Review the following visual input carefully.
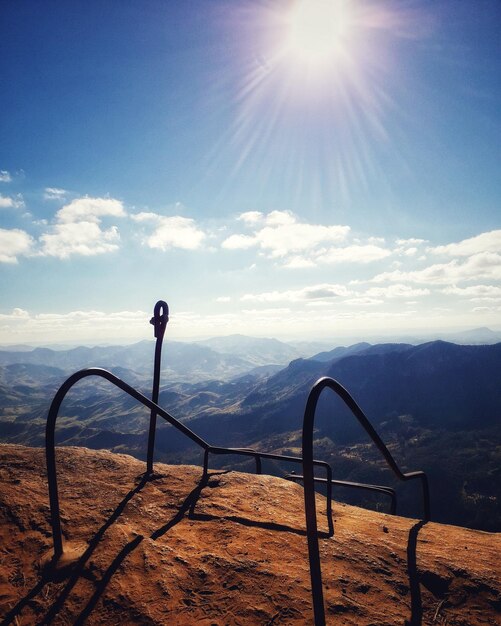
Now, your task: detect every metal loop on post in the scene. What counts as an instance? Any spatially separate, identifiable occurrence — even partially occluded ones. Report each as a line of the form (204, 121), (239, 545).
(150, 300), (169, 339)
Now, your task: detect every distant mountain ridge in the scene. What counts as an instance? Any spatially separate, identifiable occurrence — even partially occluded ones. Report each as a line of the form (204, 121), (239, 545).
(0, 337), (304, 383)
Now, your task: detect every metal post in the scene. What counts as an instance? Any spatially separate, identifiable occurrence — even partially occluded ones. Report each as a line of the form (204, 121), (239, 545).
(146, 300), (169, 475)
(302, 384), (326, 626)
(301, 376), (430, 624)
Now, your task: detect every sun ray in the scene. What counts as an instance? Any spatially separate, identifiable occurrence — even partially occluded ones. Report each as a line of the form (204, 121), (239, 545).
(196, 1), (430, 209)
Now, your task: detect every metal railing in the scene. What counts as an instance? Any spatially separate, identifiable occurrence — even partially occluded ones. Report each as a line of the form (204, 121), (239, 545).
(286, 474), (396, 515)
(44, 299), (430, 625)
(301, 376), (430, 625)
(45, 368), (339, 557)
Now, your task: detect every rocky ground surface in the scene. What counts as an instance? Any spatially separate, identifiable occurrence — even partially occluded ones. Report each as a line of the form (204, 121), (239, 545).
(0, 444), (499, 625)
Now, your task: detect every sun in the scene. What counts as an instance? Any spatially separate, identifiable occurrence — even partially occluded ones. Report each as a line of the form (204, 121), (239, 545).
(285, 0), (350, 68)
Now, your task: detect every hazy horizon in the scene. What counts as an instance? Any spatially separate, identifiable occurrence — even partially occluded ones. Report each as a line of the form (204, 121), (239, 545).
(0, 322), (499, 351)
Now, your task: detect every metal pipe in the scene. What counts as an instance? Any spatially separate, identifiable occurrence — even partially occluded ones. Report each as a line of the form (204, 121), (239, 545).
(146, 300), (169, 474)
(301, 376), (430, 625)
(46, 367), (209, 558)
(286, 475), (397, 515)
(302, 384), (325, 626)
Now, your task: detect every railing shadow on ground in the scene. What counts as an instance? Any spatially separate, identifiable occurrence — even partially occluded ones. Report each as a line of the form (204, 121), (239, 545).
(1, 482), (429, 626)
(1, 472), (151, 626)
(40, 300), (430, 626)
(405, 520), (428, 626)
(3, 470), (214, 625)
(2, 468), (320, 625)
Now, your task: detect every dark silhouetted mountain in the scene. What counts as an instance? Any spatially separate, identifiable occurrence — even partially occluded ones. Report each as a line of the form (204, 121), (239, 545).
(310, 342), (371, 362)
(195, 341), (501, 446)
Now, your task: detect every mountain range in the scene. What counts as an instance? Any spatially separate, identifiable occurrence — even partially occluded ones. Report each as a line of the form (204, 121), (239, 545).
(0, 336), (499, 532)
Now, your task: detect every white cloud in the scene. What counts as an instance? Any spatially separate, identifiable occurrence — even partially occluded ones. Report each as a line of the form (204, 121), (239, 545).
(222, 210), (350, 261)
(37, 196), (126, 259)
(403, 247), (418, 257)
(0, 170), (12, 183)
(223, 211), (393, 268)
(0, 308), (30, 320)
(39, 222), (120, 259)
(238, 211), (263, 224)
(345, 297), (384, 306)
(443, 284), (501, 301)
(316, 244), (391, 265)
(0, 193), (24, 209)
(221, 234), (256, 250)
(0, 195), (14, 208)
(394, 238), (426, 258)
(131, 212), (206, 250)
(283, 246), (393, 268)
(0, 228), (34, 263)
(215, 296), (231, 303)
(371, 252), (501, 285)
(472, 305), (501, 314)
(241, 307), (292, 317)
(0, 308), (151, 343)
(258, 221), (349, 259)
(241, 283), (352, 303)
(56, 196), (125, 223)
(44, 187), (67, 200)
(264, 210), (296, 226)
(366, 284), (430, 298)
(395, 238), (426, 246)
(305, 300), (335, 308)
(429, 230), (501, 256)
(282, 256), (316, 269)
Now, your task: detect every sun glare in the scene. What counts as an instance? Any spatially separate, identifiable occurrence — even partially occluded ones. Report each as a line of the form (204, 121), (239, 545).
(286, 0), (350, 67)
(220, 0), (411, 202)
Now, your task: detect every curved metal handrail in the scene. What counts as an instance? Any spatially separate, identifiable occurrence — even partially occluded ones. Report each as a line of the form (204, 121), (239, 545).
(45, 367), (209, 558)
(204, 445), (335, 536)
(302, 376), (430, 626)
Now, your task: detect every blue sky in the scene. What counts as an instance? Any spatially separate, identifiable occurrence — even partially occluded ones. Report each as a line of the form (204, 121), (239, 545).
(1, 0), (500, 344)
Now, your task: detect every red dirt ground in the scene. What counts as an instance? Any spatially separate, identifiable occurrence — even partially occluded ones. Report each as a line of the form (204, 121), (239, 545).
(0, 444), (499, 625)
